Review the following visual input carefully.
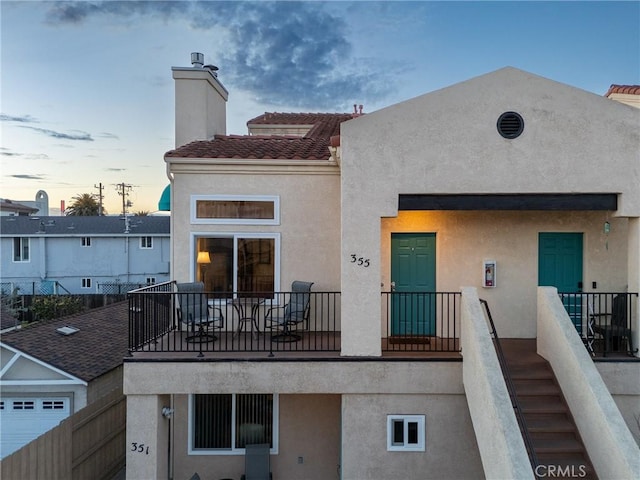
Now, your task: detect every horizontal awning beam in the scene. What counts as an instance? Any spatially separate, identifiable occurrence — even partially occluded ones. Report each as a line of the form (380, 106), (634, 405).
(398, 194), (618, 211)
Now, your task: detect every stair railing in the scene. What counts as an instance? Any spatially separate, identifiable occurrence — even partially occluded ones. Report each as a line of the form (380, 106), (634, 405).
(480, 299), (540, 477)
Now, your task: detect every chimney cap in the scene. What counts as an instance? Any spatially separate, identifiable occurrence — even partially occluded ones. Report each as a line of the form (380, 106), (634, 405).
(191, 52), (204, 68)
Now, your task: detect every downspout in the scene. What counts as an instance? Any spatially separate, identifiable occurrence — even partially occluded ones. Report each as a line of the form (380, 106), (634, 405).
(165, 158), (175, 283)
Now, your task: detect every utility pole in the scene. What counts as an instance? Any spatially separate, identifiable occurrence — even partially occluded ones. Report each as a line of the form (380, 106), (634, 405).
(94, 182), (104, 215)
(114, 182), (133, 217)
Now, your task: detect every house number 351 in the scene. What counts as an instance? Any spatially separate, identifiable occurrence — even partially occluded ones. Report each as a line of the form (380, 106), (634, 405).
(131, 443), (150, 455)
(350, 254), (370, 267)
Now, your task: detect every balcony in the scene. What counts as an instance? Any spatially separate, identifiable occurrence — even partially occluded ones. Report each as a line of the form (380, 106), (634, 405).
(127, 283), (462, 359)
(558, 292), (638, 358)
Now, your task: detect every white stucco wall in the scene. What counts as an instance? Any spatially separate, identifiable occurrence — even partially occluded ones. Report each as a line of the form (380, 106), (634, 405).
(173, 67), (228, 147)
(168, 162), (342, 293)
(341, 393), (484, 480)
(341, 67), (640, 355)
(381, 211), (628, 338)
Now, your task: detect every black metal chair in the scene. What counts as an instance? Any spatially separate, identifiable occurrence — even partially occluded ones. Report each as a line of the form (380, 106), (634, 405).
(265, 281), (313, 342)
(593, 294), (633, 356)
(176, 282), (223, 342)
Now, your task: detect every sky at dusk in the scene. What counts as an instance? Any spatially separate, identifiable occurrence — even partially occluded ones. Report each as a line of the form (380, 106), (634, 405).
(1, 1), (638, 215)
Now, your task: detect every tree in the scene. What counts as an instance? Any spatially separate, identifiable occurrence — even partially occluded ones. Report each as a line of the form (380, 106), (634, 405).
(65, 193), (105, 216)
(133, 210), (149, 216)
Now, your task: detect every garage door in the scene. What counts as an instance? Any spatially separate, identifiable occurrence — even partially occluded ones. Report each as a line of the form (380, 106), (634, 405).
(0, 397), (70, 459)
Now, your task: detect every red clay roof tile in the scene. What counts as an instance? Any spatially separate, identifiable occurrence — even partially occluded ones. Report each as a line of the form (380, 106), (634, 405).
(167, 112), (355, 160)
(605, 84), (640, 96)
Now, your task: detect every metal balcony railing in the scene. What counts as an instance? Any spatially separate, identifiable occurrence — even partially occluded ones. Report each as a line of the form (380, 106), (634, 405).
(128, 282), (341, 355)
(558, 292), (638, 357)
(381, 292), (461, 353)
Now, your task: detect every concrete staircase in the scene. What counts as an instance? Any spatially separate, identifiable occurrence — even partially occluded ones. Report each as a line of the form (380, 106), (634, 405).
(501, 339), (597, 480)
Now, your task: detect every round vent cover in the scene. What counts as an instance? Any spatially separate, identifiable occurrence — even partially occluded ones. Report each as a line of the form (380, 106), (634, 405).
(497, 111), (524, 139)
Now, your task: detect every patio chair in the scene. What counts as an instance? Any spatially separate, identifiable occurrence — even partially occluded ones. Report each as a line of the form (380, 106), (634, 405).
(176, 282), (223, 342)
(241, 443), (272, 480)
(593, 294), (633, 356)
(265, 281), (314, 342)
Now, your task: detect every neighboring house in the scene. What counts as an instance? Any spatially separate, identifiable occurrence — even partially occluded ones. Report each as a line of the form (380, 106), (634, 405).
(0, 199), (38, 217)
(123, 55), (640, 480)
(0, 301), (129, 458)
(0, 215), (170, 294)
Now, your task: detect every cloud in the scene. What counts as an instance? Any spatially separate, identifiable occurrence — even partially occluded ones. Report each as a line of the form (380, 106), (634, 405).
(0, 148), (49, 160)
(0, 113), (38, 123)
(98, 132), (119, 139)
(105, 167), (126, 172)
(10, 174), (47, 180)
(43, 1), (395, 109)
(20, 126), (94, 141)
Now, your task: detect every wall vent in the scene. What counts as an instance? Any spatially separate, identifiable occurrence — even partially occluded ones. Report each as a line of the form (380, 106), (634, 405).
(497, 111), (524, 139)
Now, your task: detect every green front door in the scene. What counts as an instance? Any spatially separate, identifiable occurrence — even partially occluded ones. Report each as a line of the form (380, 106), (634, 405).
(391, 233), (436, 336)
(538, 233), (584, 328)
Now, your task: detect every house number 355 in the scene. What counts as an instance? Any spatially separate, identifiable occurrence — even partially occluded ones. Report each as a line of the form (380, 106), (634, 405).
(350, 254), (370, 267)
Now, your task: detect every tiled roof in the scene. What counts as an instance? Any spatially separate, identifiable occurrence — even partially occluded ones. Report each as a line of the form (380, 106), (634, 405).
(1, 301), (129, 382)
(0, 215), (169, 236)
(605, 85), (640, 96)
(166, 112), (354, 160)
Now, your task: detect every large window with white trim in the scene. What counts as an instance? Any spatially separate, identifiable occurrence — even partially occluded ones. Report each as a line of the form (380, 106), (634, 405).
(190, 394), (278, 454)
(191, 195), (280, 225)
(196, 234), (279, 297)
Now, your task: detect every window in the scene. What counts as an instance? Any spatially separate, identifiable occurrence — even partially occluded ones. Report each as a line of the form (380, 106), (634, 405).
(81, 237), (91, 247)
(140, 236), (153, 249)
(190, 394), (278, 454)
(13, 237), (29, 262)
(191, 195), (280, 225)
(146, 277), (156, 285)
(13, 401), (35, 410)
(81, 278), (92, 289)
(196, 234), (279, 297)
(387, 415), (425, 451)
(42, 400), (65, 410)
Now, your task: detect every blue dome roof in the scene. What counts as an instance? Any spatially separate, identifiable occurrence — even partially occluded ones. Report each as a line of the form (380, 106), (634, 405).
(158, 184), (171, 211)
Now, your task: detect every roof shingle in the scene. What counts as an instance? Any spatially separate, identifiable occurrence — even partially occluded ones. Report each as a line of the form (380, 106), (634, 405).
(2, 301), (129, 382)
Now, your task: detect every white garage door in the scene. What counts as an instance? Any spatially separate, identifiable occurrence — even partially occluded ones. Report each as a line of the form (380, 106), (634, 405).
(0, 397), (70, 459)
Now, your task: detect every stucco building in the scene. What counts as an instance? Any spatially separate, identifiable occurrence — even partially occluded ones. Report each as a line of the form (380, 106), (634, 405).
(123, 56), (639, 480)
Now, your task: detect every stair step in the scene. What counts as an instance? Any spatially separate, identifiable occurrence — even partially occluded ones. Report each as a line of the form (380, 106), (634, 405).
(519, 395), (567, 414)
(523, 413), (574, 433)
(508, 365), (554, 380)
(513, 379), (561, 396)
(531, 432), (584, 452)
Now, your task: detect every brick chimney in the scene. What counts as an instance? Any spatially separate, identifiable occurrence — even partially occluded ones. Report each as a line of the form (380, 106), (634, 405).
(172, 52), (229, 148)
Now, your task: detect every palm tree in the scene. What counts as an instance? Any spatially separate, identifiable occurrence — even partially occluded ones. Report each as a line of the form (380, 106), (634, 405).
(133, 210), (149, 216)
(65, 193), (104, 216)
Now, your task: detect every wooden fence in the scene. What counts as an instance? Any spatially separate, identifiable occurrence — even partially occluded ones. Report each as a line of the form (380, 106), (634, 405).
(1, 388), (126, 480)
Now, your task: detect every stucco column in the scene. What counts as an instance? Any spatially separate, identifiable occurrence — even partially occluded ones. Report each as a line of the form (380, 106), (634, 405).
(126, 394), (170, 480)
(341, 210), (382, 356)
(628, 217), (640, 357)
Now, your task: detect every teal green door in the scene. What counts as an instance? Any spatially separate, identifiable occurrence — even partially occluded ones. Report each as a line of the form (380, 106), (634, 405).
(538, 233), (583, 328)
(391, 233), (436, 336)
